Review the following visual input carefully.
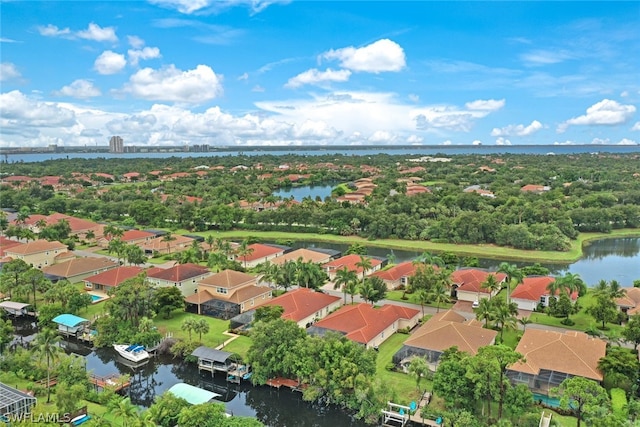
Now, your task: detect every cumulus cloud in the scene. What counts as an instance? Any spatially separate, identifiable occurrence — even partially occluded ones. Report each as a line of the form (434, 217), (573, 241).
(472, 140), (482, 145)
(491, 120), (543, 137)
(37, 24), (72, 37)
(0, 90), (77, 136)
(322, 39), (406, 73)
(53, 79), (101, 98)
(632, 122), (640, 131)
(558, 99), (636, 132)
(292, 120), (340, 140)
(495, 137), (511, 145)
(0, 62), (21, 81)
(407, 134), (423, 144)
(94, 51), (127, 74)
(77, 23), (118, 42)
(128, 46), (161, 66)
(465, 99), (505, 111)
(368, 130), (396, 143)
(122, 64), (223, 104)
(38, 23), (117, 42)
(285, 68), (351, 88)
(616, 138), (637, 145)
(127, 35), (145, 48)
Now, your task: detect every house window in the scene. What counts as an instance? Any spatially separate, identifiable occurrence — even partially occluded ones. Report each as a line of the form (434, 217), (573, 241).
(381, 332), (384, 338)
(216, 287), (228, 294)
(251, 300), (254, 307)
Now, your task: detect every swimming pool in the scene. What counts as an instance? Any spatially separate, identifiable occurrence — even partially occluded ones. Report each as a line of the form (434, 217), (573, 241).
(533, 393), (561, 408)
(89, 294), (104, 303)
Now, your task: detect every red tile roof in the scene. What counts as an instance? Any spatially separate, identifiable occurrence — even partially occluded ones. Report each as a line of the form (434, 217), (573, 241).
(43, 257), (119, 278)
(147, 263), (210, 282)
(0, 237), (22, 257)
(323, 254), (382, 274)
(371, 262), (416, 281)
(121, 230), (156, 242)
(5, 239), (67, 255)
(84, 266), (145, 287)
(312, 303), (420, 345)
(236, 244), (284, 263)
(451, 268), (507, 294)
(263, 288), (341, 322)
(510, 276), (578, 301)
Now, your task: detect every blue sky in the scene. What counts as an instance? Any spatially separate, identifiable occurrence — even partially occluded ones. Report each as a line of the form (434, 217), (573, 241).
(1, 1), (639, 147)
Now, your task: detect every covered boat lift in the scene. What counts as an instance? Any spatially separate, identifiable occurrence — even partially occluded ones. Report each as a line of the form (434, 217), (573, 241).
(51, 314), (91, 339)
(0, 301), (33, 317)
(166, 383), (220, 405)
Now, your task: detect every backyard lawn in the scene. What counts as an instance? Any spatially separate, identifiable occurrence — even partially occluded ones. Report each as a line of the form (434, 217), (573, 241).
(154, 312), (232, 349)
(375, 332), (425, 405)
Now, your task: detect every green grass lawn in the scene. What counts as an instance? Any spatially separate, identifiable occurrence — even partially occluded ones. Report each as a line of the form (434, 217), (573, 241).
(221, 335), (252, 358)
(186, 228), (640, 263)
(385, 290), (454, 312)
(529, 290), (624, 337)
(154, 312), (232, 348)
(375, 332), (425, 405)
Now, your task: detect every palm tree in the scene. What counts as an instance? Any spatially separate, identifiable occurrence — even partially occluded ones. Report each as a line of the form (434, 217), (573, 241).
(107, 238), (126, 264)
(407, 356), (430, 391)
(236, 240), (254, 269)
(497, 262), (523, 304)
(481, 274), (502, 300)
(109, 397), (138, 427)
(103, 224), (124, 242)
(32, 328), (62, 403)
(334, 267), (358, 305)
(494, 301), (519, 342)
(474, 298), (494, 328)
(207, 252), (229, 272)
(345, 280), (359, 304)
(181, 317), (198, 342)
(193, 318), (210, 341)
(558, 272), (585, 296)
(355, 255), (373, 285)
(428, 281), (450, 313)
(415, 288), (430, 317)
(414, 251), (445, 268)
(162, 232), (177, 255)
(519, 316), (532, 331)
(257, 261), (279, 288)
(359, 279), (377, 305)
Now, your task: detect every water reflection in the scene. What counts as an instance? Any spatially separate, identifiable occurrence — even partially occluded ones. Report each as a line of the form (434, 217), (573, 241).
(282, 237), (640, 287)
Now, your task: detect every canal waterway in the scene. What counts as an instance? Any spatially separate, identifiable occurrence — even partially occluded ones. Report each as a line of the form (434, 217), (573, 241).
(272, 184), (334, 201)
(276, 237), (640, 287)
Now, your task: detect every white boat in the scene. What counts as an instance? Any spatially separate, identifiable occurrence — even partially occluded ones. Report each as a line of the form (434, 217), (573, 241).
(113, 344), (150, 363)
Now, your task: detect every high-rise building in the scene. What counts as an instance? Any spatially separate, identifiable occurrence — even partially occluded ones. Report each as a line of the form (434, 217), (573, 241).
(109, 136), (124, 153)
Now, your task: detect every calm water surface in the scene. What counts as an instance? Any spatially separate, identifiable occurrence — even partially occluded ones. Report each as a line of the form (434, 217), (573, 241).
(272, 184), (334, 201)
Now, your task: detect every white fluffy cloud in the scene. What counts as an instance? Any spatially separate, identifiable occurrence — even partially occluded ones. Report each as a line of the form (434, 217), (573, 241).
(128, 47), (162, 66)
(94, 51), (127, 74)
(122, 64), (223, 104)
(495, 137), (511, 145)
(0, 62), (20, 81)
(632, 121), (640, 131)
(53, 79), (101, 98)
(285, 68), (351, 88)
(77, 23), (118, 42)
(491, 120), (543, 137)
(559, 99), (636, 132)
(322, 39), (406, 73)
(127, 35), (145, 49)
(38, 23), (117, 42)
(407, 134), (423, 144)
(368, 130), (396, 143)
(465, 99), (506, 111)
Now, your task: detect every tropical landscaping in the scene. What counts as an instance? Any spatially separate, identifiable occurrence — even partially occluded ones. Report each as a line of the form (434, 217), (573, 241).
(1, 152), (640, 426)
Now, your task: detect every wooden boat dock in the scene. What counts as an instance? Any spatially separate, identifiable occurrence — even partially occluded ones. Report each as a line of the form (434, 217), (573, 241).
(89, 373), (130, 392)
(266, 377), (306, 392)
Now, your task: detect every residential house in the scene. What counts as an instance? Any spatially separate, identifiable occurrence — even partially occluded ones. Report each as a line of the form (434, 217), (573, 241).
(507, 329), (606, 396)
(0, 237), (22, 258)
(521, 184), (551, 193)
(323, 254), (383, 281)
(510, 276), (578, 311)
(451, 268), (507, 303)
(260, 288), (342, 328)
(147, 263), (212, 297)
(269, 248), (333, 266)
(84, 266), (146, 292)
(97, 229), (156, 248)
(392, 310), (498, 371)
(42, 257), (119, 283)
(235, 243), (286, 268)
(370, 261), (417, 290)
(25, 212), (104, 241)
(4, 239), (69, 268)
(140, 234), (195, 255)
(185, 270), (271, 319)
(615, 287), (640, 315)
(307, 303), (421, 349)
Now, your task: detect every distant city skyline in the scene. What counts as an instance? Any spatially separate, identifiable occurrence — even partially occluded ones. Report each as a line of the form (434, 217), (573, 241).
(0, 1), (639, 148)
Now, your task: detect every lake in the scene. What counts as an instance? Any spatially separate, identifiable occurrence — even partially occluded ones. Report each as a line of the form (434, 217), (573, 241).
(278, 237), (640, 287)
(272, 184), (334, 201)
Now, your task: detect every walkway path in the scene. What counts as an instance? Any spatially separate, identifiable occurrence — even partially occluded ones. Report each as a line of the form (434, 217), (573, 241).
(216, 331), (240, 350)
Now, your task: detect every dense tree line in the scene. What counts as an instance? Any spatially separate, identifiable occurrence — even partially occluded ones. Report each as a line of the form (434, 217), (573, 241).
(1, 153), (639, 251)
